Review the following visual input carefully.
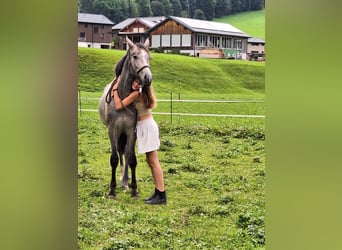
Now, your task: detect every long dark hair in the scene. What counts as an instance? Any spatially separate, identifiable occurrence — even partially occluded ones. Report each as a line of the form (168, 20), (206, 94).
(141, 85), (156, 109)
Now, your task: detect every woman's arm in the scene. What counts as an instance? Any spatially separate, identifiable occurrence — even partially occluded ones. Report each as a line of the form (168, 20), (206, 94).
(111, 76), (121, 98)
(112, 79), (139, 111)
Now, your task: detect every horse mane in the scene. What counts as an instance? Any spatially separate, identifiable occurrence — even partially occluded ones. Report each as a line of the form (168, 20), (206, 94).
(114, 54), (127, 77)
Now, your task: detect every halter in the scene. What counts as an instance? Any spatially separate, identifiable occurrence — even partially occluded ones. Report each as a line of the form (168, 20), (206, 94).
(136, 65), (150, 74)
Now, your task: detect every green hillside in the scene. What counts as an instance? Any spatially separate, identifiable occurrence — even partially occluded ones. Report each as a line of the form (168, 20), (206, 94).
(215, 9), (265, 39)
(78, 48), (265, 100)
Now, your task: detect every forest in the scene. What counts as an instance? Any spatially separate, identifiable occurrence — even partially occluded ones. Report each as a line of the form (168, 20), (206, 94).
(78, 0), (265, 24)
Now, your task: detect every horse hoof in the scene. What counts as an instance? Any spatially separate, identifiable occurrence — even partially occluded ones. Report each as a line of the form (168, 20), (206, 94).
(131, 192), (139, 198)
(108, 194), (116, 199)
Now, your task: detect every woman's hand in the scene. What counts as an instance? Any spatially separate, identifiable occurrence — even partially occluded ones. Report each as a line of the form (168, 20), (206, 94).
(113, 79), (120, 90)
(111, 77), (120, 97)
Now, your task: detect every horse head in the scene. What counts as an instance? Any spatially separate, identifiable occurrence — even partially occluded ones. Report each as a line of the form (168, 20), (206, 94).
(126, 37), (152, 87)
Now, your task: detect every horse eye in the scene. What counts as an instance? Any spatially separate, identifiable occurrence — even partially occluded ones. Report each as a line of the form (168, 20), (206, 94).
(133, 55), (138, 59)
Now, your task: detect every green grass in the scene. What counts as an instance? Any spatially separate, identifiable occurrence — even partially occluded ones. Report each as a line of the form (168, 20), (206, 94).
(79, 112), (265, 249)
(78, 48), (265, 100)
(214, 9), (265, 39)
(78, 48), (265, 249)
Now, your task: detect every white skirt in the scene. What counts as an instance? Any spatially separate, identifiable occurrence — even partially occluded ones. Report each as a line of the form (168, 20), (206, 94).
(136, 117), (160, 154)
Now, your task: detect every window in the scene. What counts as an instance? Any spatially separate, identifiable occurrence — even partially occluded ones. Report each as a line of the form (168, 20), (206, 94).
(85, 24), (88, 28)
(133, 28), (139, 33)
(209, 36), (220, 47)
(172, 34), (180, 47)
(132, 36), (140, 43)
(222, 37), (231, 48)
(94, 27), (98, 34)
(80, 32), (85, 38)
(151, 35), (160, 48)
(195, 34), (207, 47)
(182, 34), (191, 46)
(101, 33), (105, 39)
(162, 35), (171, 46)
(234, 39), (242, 49)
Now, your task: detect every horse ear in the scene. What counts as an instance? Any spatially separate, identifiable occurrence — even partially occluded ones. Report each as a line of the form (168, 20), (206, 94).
(126, 37), (135, 49)
(144, 38), (150, 49)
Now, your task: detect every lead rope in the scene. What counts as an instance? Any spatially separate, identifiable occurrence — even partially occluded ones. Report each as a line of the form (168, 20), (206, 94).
(120, 99), (135, 116)
(105, 78), (117, 104)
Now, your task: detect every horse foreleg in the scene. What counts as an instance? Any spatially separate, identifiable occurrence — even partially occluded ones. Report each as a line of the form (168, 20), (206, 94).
(127, 152), (138, 198)
(109, 152), (119, 198)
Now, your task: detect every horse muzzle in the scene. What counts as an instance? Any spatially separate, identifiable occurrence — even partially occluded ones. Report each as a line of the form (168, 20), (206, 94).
(137, 67), (152, 86)
(143, 74), (152, 86)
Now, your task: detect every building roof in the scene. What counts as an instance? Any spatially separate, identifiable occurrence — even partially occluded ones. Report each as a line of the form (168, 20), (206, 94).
(248, 37), (265, 44)
(112, 16), (166, 31)
(150, 16), (250, 38)
(78, 13), (113, 25)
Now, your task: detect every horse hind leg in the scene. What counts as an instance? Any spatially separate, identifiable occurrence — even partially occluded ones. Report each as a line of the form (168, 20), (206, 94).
(118, 136), (129, 191)
(109, 152), (119, 198)
(127, 151), (138, 198)
(119, 153), (129, 191)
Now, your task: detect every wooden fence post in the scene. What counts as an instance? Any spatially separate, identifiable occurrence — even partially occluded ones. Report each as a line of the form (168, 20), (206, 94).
(78, 89), (82, 116)
(170, 91), (173, 125)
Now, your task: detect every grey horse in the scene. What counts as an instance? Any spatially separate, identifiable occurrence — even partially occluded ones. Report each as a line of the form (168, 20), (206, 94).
(99, 37), (152, 198)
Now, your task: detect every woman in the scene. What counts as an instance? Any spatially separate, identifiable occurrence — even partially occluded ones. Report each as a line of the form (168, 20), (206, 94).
(111, 78), (167, 205)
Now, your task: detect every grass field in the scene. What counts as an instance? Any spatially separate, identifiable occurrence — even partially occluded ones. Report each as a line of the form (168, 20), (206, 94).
(214, 9), (265, 39)
(78, 48), (265, 98)
(79, 111), (265, 249)
(78, 48), (265, 249)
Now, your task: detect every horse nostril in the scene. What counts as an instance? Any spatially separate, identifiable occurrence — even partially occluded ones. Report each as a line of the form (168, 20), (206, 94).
(144, 75), (152, 86)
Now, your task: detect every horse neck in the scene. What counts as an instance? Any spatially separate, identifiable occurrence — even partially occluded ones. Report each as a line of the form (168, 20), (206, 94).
(118, 60), (135, 98)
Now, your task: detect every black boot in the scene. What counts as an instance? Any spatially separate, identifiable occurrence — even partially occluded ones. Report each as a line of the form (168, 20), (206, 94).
(144, 189), (167, 205)
(143, 188), (158, 202)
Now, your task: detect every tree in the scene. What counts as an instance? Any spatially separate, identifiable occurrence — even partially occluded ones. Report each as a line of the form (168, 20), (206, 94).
(189, 0), (197, 18)
(94, 0), (112, 18)
(180, 10), (189, 17)
(126, 0), (139, 17)
(136, 0), (153, 16)
(196, 0), (216, 20)
(171, 0), (182, 16)
(151, 1), (165, 16)
(215, 0), (231, 17)
(180, 0), (189, 14)
(160, 0), (172, 16)
(79, 0), (96, 13)
(251, 0), (265, 10)
(231, 0), (242, 13)
(193, 9), (206, 20)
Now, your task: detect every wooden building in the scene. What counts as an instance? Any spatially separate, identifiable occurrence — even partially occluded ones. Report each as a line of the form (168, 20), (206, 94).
(78, 13), (114, 49)
(148, 16), (250, 59)
(112, 17), (165, 50)
(247, 37), (265, 61)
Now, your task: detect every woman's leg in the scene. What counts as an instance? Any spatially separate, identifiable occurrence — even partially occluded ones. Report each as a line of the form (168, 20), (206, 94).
(146, 150), (165, 192)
